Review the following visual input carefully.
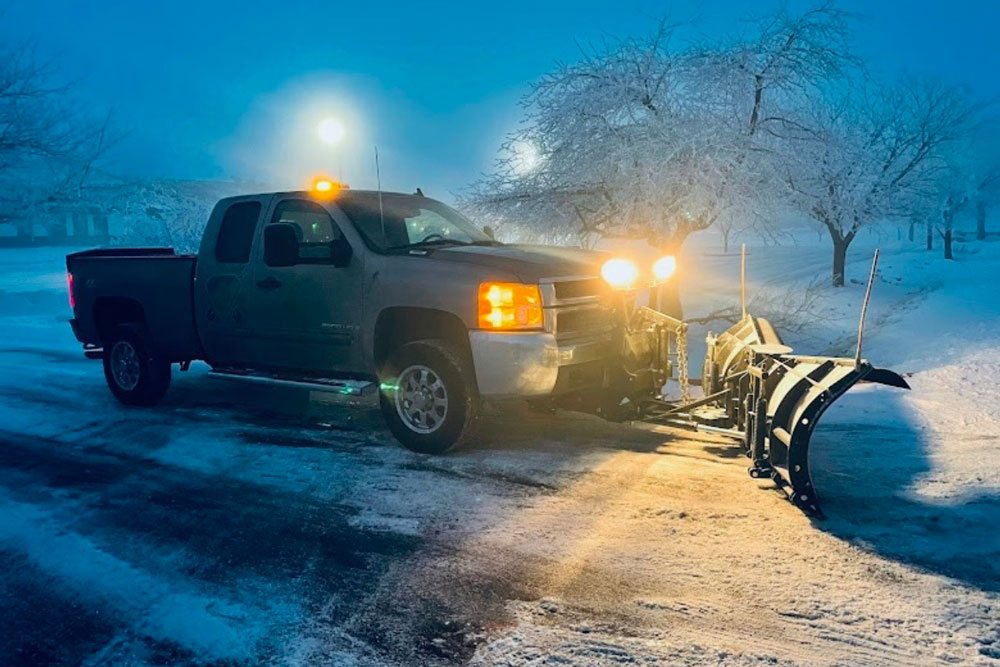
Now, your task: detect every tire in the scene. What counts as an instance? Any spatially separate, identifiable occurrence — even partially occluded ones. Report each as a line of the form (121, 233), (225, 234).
(102, 324), (171, 406)
(379, 339), (477, 455)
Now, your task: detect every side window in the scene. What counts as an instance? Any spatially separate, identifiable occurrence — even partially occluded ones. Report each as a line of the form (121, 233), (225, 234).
(215, 201), (261, 263)
(270, 199), (341, 260)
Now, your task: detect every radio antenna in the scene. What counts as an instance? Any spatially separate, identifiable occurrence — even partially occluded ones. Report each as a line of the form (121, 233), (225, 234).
(375, 145), (385, 244)
(740, 243), (747, 319)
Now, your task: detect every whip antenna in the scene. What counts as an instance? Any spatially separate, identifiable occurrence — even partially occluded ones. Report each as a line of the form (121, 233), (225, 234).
(855, 248), (880, 368)
(740, 243), (747, 319)
(375, 146), (385, 245)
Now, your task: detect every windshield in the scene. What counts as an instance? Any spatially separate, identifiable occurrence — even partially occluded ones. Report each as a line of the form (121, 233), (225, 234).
(335, 192), (494, 252)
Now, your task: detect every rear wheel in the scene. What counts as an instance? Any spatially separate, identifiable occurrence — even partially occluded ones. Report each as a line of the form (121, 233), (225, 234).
(102, 324), (171, 406)
(379, 340), (476, 454)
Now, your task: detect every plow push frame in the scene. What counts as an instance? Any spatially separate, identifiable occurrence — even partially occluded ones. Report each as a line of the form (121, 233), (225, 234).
(628, 247), (909, 517)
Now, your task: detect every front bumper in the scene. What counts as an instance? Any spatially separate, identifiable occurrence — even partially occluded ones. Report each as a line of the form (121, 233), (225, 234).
(469, 331), (612, 398)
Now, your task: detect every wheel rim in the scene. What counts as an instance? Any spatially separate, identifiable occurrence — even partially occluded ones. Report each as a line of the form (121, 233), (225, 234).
(394, 364), (448, 434)
(110, 341), (141, 391)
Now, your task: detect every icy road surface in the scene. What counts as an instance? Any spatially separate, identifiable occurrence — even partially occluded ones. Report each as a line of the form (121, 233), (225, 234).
(0, 242), (998, 666)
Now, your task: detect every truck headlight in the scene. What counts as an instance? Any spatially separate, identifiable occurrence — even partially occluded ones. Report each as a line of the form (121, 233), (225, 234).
(652, 255), (676, 282)
(478, 282), (543, 330)
(601, 258), (639, 290)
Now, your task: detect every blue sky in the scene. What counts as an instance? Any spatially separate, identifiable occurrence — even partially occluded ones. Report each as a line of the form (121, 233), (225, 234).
(3, 1), (998, 201)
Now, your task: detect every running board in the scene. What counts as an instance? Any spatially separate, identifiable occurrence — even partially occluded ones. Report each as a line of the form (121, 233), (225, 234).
(208, 368), (376, 397)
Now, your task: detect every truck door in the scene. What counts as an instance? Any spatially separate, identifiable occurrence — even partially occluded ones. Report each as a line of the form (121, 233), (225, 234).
(196, 197), (267, 367)
(241, 197), (363, 373)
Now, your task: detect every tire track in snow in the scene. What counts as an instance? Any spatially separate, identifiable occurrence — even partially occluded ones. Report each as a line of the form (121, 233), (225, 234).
(0, 428), (427, 664)
(0, 496), (269, 664)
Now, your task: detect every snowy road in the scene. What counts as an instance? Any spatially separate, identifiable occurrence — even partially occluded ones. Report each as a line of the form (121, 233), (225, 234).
(1, 244), (998, 666)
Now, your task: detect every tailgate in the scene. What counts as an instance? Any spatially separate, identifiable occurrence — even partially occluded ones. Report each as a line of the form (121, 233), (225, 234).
(67, 248), (201, 361)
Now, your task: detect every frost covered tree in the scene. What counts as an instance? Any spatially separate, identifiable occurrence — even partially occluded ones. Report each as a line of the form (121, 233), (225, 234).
(974, 168), (1000, 240)
(783, 79), (977, 284)
(925, 125), (1000, 258)
(465, 4), (855, 254)
(966, 126), (1000, 241)
(932, 146), (975, 259)
(0, 44), (113, 209)
(466, 24), (735, 250)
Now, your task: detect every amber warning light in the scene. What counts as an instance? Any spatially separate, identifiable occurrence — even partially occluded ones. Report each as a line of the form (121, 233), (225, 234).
(311, 178), (347, 196)
(478, 282), (543, 330)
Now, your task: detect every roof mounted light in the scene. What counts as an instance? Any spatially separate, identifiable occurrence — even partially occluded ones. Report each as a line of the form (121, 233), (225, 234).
(311, 177), (347, 196)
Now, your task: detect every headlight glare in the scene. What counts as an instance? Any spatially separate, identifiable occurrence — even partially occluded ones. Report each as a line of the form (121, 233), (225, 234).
(601, 258), (639, 290)
(652, 255), (677, 282)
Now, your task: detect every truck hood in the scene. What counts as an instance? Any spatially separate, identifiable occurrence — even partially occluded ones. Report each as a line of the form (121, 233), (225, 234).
(430, 244), (604, 282)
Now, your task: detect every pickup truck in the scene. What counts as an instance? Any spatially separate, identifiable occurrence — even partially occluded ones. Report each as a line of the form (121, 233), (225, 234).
(67, 185), (678, 453)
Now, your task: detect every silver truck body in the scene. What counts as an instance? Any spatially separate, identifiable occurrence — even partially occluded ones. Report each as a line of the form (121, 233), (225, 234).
(68, 190), (617, 399)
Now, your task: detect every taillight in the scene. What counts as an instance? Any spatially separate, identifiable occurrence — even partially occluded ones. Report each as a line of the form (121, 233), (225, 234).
(67, 272), (76, 310)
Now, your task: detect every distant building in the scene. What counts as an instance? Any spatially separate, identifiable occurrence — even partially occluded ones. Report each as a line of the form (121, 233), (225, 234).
(0, 204), (111, 247)
(0, 178), (261, 249)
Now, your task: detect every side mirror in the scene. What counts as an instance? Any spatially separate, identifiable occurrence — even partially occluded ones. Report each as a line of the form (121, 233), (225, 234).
(329, 236), (353, 268)
(264, 224), (299, 267)
(483, 225), (495, 240)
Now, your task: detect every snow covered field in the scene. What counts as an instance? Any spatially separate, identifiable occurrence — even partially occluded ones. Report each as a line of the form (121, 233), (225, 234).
(0, 236), (997, 666)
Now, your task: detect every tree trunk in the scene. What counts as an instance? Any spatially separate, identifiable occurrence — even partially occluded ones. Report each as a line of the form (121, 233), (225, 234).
(941, 203), (955, 260)
(907, 220), (915, 242)
(977, 200), (987, 241)
(832, 236), (849, 287)
(722, 228), (730, 254)
(926, 221), (933, 250)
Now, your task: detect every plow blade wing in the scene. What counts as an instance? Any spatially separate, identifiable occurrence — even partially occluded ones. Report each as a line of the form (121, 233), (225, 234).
(760, 356), (899, 516)
(863, 367), (911, 389)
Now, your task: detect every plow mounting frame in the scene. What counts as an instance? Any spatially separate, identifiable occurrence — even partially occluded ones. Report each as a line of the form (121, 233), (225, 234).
(629, 248), (908, 517)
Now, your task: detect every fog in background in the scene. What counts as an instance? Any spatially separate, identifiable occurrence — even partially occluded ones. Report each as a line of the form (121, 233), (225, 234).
(1, 0), (998, 201)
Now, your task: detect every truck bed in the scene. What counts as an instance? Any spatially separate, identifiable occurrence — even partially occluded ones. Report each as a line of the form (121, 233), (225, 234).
(67, 248), (203, 362)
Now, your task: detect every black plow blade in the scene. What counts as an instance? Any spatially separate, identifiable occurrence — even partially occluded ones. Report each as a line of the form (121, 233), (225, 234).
(760, 357), (893, 517)
(647, 315), (910, 518)
(723, 319), (910, 517)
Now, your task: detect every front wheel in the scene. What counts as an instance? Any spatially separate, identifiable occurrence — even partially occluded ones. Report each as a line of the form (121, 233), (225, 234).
(379, 340), (477, 454)
(102, 324), (171, 406)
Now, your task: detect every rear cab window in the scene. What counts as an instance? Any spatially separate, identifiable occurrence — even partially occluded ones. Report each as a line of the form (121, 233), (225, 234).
(215, 201), (262, 263)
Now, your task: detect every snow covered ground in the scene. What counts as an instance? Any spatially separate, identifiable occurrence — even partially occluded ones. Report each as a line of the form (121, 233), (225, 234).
(0, 235), (997, 666)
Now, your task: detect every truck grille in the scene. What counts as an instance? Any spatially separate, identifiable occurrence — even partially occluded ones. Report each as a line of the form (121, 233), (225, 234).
(541, 275), (613, 340)
(554, 307), (612, 337)
(553, 277), (604, 301)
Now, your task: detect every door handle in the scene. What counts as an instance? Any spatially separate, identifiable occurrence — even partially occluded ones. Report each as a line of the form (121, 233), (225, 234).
(256, 276), (281, 290)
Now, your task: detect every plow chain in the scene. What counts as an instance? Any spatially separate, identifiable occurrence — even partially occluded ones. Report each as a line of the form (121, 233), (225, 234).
(639, 312), (909, 517)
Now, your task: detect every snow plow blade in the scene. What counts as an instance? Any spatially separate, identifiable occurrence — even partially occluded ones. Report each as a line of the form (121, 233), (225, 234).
(641, 314), (909, 517)
(741, 351), (908, 516)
